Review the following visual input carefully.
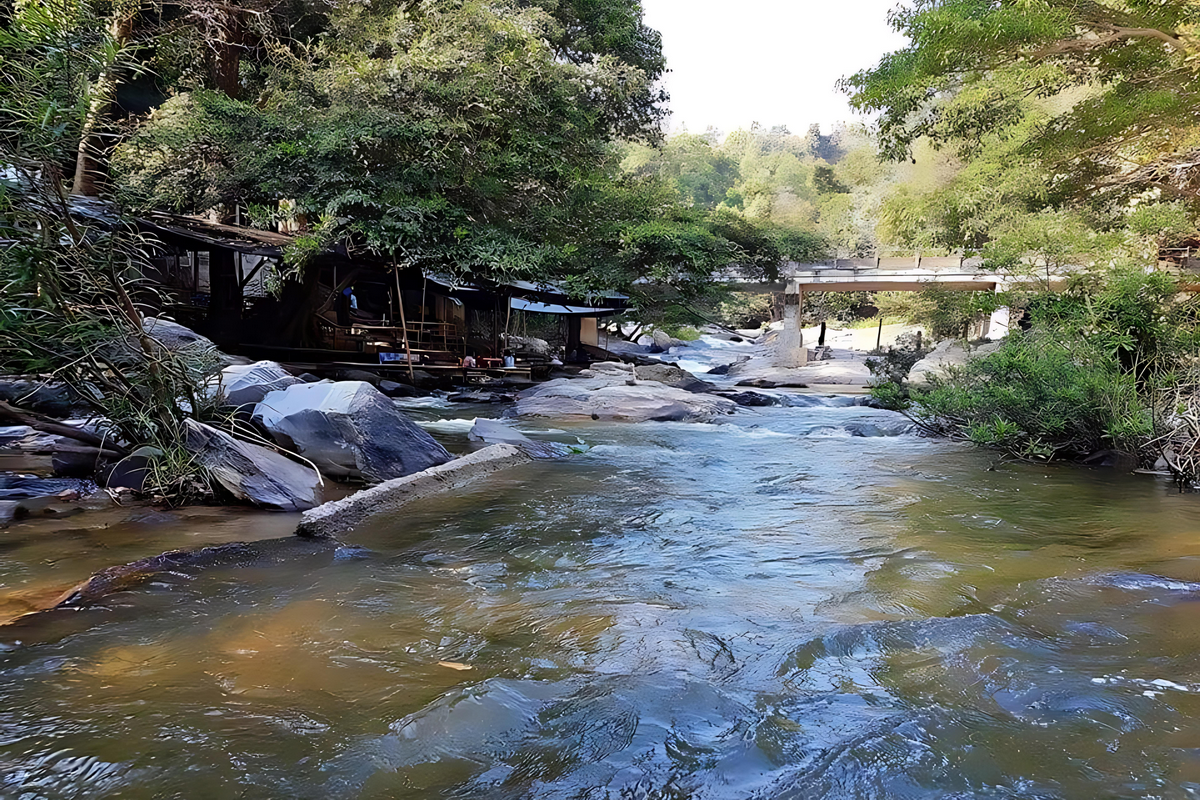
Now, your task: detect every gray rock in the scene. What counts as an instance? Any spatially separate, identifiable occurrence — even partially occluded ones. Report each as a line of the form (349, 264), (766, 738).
(722, 391), (781, 407)
(0, 500), (23, 526)
(219, 361), (301, 408)
(183, 419), (323, 511)
(633, 363), (714, 393)
(105, 317), (228, 376)
(254, 381), (453, 483)
(503, 334), (553, 357)
(651, 330), (688, 351)
(338, 369), (382, 385)
(0, 379), (86, 417)
(298, 373), (323, 383)
(908, 339), (1001, 383)
(379, 380), (420, 398)
(511, 377), (736, 423)
(468, 418), (574, 459)
(142, 317), (214, 351)
(1081, 450), (1138, 472)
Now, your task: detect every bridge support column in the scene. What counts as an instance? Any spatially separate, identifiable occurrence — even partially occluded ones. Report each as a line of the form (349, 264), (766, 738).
(988, 284), (1011, 339)
(775, 287), (808, 368)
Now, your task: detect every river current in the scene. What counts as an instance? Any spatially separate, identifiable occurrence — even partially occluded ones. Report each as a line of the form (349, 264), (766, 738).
(2, 345), (1200, 798)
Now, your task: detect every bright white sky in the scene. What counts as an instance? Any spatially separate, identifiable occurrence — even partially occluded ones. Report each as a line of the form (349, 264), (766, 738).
(641, 0), (909, 137)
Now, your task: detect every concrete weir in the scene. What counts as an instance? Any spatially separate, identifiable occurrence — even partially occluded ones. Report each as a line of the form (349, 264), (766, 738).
(296, 444), (532, 538)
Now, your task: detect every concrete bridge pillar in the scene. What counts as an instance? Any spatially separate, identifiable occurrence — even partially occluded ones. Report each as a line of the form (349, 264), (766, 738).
(775, 288), (808, 368)
(987, 282), (1011, 339)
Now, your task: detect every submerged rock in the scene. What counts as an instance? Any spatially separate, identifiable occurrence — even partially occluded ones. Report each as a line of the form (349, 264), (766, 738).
(721, 391), (781, 407)
(379, 380), (421, 398)
(219, 360), (301, 408)
(468, 418), (575, 459)
(842, 420), (914, 437)
(0, 475), (98, 500)
(449, 391), (516, 404)
(254, 381), (453, 482)
(184, 419), (323, 511)
(298, 444), (532, 538)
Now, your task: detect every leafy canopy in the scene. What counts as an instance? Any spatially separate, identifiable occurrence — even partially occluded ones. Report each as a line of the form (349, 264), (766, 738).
(845, 0), (1200, 203)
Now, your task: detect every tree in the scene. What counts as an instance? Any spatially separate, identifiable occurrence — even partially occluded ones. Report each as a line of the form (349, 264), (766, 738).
(113, 0), (684, 293)
(844, 0), (1200, 204)
(1, 1), (228, 500)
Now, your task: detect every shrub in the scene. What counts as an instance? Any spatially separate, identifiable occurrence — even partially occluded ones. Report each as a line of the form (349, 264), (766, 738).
(906, 329), (1152, 461)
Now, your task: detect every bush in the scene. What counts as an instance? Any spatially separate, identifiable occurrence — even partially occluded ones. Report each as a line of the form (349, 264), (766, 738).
(661, 325), (702, 341)
(906, 329), (1152, 461)
(866, 332), (931, 384)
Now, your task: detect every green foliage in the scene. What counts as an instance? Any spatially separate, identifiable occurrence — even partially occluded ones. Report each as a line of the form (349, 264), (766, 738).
(709, 292), (772, 330)
(888, 265), (1200, 471)
(845, 0), (1200, 205)
(659, 325), (701, 341)
(0, 1), (260, 502)
(1127, 202), (1198, 246)
(801, 291), (873, 325)
(909, 330), (1152, 460)
(112, 0), (712, 306)
(625, 123), (878, 257)
(868, 380), (909, 412)
(876, 286), (1002, 340)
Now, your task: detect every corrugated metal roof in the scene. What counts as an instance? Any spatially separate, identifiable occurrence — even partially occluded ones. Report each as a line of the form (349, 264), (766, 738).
(508, 297), (620, 316)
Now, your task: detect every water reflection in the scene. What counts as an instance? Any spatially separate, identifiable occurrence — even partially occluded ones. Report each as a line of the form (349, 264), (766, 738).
(1, 403), (1199, 798)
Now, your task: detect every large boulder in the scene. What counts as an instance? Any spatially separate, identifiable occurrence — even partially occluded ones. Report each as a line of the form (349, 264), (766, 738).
(502, 334), (553, 357)
(511, 377), (736, 423)
(184, 419), (323, 511)
(106, 317), (232, 375)
(219, 361), (301, 408)
(253, 381), (453, 482)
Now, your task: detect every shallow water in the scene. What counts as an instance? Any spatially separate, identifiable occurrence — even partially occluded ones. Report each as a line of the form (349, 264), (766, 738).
(2, 398), (1200, 799)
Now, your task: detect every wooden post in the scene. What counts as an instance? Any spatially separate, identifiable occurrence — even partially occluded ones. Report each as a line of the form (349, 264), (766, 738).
(875, 316), (883, 351)
(420, 277), (427, 349)
(393, 263), (415, 384)
(818, 320), (826, 347)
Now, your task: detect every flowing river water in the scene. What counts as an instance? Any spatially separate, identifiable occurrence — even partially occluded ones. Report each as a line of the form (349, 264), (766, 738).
(2, 341), (1200, 799)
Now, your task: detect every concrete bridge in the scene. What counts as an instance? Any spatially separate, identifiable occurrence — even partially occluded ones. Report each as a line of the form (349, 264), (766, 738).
(726, 256), (1015, 368)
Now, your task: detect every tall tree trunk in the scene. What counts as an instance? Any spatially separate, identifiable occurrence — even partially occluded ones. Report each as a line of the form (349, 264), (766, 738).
(212, 10), (243, 99)
(70, 10), (135, 196)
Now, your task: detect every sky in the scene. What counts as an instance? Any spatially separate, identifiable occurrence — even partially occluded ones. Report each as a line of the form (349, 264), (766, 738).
(640, 0), (909, 137)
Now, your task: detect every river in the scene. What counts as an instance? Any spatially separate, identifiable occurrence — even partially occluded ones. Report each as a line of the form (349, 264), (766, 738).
(2, 346), (1200, 798)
